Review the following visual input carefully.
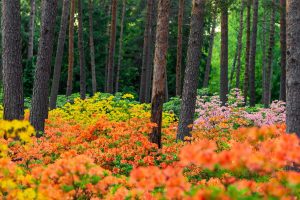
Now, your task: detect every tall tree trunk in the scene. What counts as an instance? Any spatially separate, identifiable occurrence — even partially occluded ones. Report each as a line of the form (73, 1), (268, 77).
(78, 0), (86, 99)
(176, 0), (206, 141)
(248, 0), (258, 107)
(140, 0), (154, 102)
(27, 0), (36, 60)
(243, 0), (251, 104)
(30, 0), (58, 133)
(104, 2), (112, 92)
(115, 0), (126, 92)
(263, 0), (276, 108)
(235, 0), (245, 88)
(66, 0), (75, 97)
(220, 3), (229, 106)
(262, 9), (267, 103)
(49, 0), (70, 109)
(203, 13), (216, 88)
(280, 0), (287, 101)
(286, 0), (300, 136)
(150, 0), (170, 148)
(106, 0), (117, 94)
(229, 45), (238, 88)
(2, 0), (24, 120)
(176, 0), (184, 96)
(89, 0), (97, 95)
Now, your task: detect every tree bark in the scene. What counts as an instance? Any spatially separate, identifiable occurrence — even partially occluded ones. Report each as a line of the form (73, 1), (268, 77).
(66, 0), (75, 97)
(140, 0), (154, 102)
(77, 0), (86, 99)
(89, 0), (97, 95)
(263, 0), (276, 108)
(280, 0), (287, 101)
(150, 0), (170, 148)
(30, 0), (58, 133)
(106, 0), (117, 94)
(176, 0), (185, 96)
(177, 0), (206, 141)
(220, 3), (229, 106)
(249, 0), (258, 107)
(49, 0), (70, 109)
(2, 0), (24, 120)
(115, 0), (126, 93)
(286, 0), (300, 136)
(27, 0), (36, 60)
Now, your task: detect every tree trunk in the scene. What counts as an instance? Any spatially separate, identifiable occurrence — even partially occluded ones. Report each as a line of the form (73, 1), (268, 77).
(150, 0), (170, 148)
(235, 0), (245, 89)
(229, 45), (238, 88)
(263, 0), (276, 108)
(176, 0), (184, 96)
(140, 0), (154, 102)
(89, 0), (97, 95)
(30, 0), (58, 133)
(286, 0), (300, 136)
(220, 3), (229, 106)
(106, 0), (117, 94)
(78, 0), (86, 99)
(280, 0), (287, 101)
(203, 13), (216, 88)
(2, 0), (24, 120)
(49, 0), (70, 109)
(27, 0), (36, 60)
(262, 8), (267, 103)
(249, 0), (258, 107)
(115, 0), (126, 93)
(243, 0), (251, 104)
(66, 0), (75, 97)
(104, 2), (111, 92)
(176, 0), (206, 141)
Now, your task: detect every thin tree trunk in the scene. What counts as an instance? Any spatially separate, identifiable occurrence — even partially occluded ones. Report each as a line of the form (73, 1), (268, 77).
(88, 0), (97, 95)
(27, 0), (36, 60)
(77, 0), (86, 99)
(235, 0), (245, 88)
(105, 2), (111, 92)
(140, 0), (154, 102)
(2, 0), (24, 120)
(280, 0), (287, 101)
(229, 45), (238, 88)
(177, 0), (206, 141)
(49, 0), (70, 109)
(150, 0), (170, 148)
(66, 0), (75, 97)
(107, 0), (117, 94)
(30, 0), (58, 134)
(248, 0), (258, 107)
(262, 9), (267, 102)
(176, 0), (184, 96)
(115, 0), (126, 92)
(203, 13), (216, 88)
(263, 0), (276, 108)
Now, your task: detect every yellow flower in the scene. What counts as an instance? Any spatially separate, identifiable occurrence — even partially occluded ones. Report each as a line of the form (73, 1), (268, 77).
(122, 94), (135, 99)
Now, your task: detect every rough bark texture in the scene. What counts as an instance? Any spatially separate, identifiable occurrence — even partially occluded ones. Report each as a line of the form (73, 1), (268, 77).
(243, 0), (251, 104)
(177, 0), (205, 141)
(66, 0), (75, 97)
(2, 0), (24, 120)
(150, 0), (170, 148)
(30, 0), (58, 133)
(49, 0), (70, 109)
(249, 0), (258, 107)
(220, 3), (229, 106)
(280, 0), (287, 101)
(78, 0), (86, 99)
(176, 0), (184, 96)
(89, 0), (97, 95)
(286, 0), (300, 136)
(140, 0), (154, 102)
(203, 13), (216, 88)
(27, 0), (36, 59)
(263, 0), (276, 108)
(106, 0), (117, 94)
(115, 0), (126, 92)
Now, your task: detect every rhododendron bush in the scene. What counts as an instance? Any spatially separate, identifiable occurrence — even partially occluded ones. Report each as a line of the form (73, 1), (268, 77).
(0, 93), (299, 199)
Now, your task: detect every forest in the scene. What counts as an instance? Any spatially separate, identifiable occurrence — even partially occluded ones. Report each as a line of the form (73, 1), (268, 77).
(0, 0), (300, 199)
